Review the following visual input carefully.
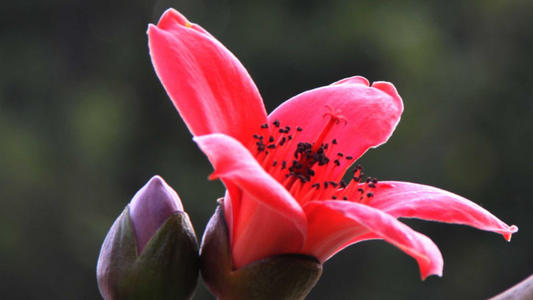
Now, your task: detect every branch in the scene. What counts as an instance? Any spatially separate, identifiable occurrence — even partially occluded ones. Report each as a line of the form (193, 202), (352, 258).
(489, 275), (533, 300)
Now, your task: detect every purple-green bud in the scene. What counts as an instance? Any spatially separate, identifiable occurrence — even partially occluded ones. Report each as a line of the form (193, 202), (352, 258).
(200, 205), (322, 300)
(97, 176), (199, 300)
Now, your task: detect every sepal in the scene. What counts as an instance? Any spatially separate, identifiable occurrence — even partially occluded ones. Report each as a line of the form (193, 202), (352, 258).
(97, 206), (199, 300)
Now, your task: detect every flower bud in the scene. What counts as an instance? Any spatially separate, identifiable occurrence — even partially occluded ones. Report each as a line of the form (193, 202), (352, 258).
(200, 205), (322, 300)
(97, 176), (199, 300)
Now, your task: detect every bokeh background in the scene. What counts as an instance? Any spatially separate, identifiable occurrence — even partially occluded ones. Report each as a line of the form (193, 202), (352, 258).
(1, 0), (532, 299)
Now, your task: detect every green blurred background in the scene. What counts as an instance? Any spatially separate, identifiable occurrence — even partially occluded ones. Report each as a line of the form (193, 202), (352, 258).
(1, 0), (531, 299)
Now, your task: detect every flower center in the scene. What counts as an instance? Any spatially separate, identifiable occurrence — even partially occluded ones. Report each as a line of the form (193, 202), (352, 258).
(250, 106), (377, 205)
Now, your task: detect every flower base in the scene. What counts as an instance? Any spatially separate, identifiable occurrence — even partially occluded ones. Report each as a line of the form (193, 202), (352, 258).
(200, 205), (322, 300)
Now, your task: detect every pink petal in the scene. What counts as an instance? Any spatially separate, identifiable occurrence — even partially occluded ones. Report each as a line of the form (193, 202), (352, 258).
(194, 133), (307, 269)
(302, 200), (443, 280)
(267, 76), (403, 181)
(368, 181), (518, 241)
(301, 201), (370, 261)
(221, 185), (239, 245)
(148, 9), (267, 147)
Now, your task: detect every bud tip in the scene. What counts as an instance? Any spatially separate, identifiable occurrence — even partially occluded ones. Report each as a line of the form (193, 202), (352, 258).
(129, 175), (183, 252)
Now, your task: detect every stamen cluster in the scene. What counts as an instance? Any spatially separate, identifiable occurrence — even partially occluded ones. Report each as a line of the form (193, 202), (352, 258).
(251, 116), (378, 204)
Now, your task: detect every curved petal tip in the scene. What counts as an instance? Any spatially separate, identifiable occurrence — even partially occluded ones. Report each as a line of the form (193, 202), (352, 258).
(152, 8), (209, 35)
(146, 23), (155, 35)
(416, 236), (443, 281)
(147, 8), (209, 37)
(371, 81), (404, 112)
(504, 225), (519, 242)
(157, 8), (188, 29)
(331, 75), (370, 86)
(419, 244), (443, 280)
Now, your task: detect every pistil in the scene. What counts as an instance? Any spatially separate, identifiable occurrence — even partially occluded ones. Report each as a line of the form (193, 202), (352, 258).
(311, 105), (347, 153)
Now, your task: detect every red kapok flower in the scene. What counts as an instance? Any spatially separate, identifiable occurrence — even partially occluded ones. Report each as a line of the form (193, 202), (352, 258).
(147, 8), (518, 280)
